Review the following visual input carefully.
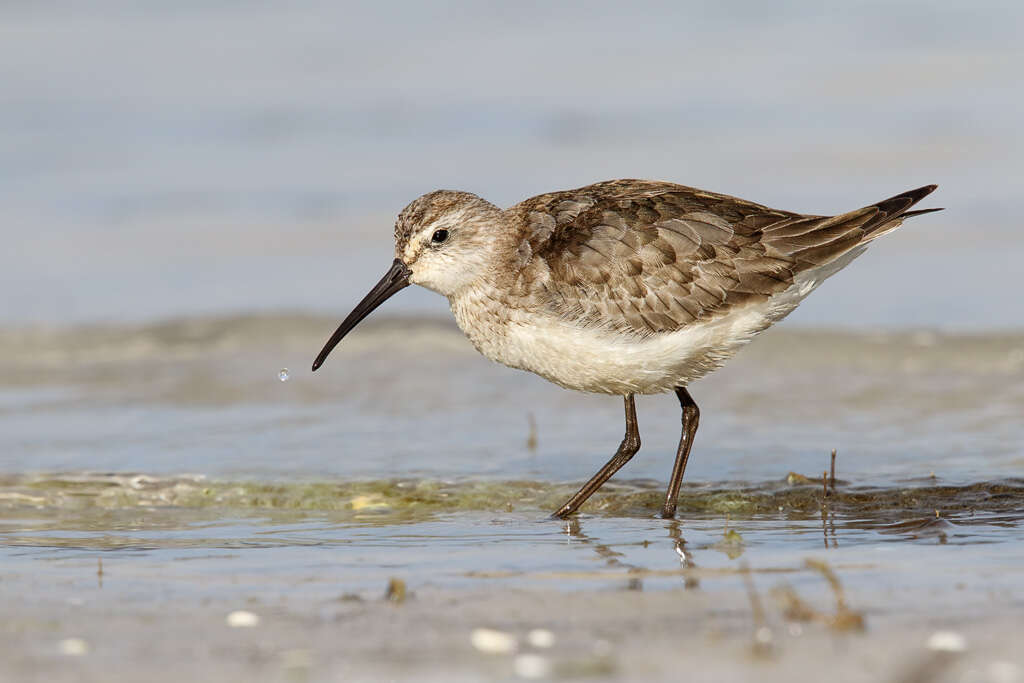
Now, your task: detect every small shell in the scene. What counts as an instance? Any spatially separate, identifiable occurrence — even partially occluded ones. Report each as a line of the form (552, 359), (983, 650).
(58, 638), (89, 656)
(926, 631), (966, 653)
(470, 628), (517, 655)
(226, 610), (260, 628)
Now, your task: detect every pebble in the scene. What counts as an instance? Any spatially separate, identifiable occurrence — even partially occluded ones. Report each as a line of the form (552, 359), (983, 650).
(514, 653), (552, 679)
(470, 628), (517, 655)
(926, 630), (966, 653)
(226, 610), (261, 628)
(385, 577), (406, 604)
(527, 628), (555, 649)
(58, 638), (89, 656)
(351, 494), (390, 512)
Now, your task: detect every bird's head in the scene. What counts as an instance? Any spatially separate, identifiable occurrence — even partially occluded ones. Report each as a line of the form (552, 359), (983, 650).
(393, 190), (503, 296)
(312, 190), (503, 371)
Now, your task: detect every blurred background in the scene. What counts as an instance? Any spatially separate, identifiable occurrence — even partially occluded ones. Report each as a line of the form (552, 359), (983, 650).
(1, 0), (1020, 329)
(0, 1), (1021, 480)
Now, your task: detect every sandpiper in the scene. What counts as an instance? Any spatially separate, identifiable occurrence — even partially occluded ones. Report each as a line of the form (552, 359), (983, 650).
(312, 180), (940, 518)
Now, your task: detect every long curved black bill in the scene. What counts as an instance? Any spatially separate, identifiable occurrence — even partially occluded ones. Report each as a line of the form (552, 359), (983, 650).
(311, 259), (411, 371)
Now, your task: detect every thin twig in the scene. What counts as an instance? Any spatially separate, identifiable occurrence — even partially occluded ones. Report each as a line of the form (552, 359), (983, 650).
(830, 449), (837, 491)
(740, 563), (773, 657)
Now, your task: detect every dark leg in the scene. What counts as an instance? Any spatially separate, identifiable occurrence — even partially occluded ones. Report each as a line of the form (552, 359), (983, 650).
(552, 395), (641, 518)
(661, 387), (700, 519)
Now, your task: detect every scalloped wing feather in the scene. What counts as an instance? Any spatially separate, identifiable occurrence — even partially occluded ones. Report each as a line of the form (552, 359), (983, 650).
(511, 180), (937, 336)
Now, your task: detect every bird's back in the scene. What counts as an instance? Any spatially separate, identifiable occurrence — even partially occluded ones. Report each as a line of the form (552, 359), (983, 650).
(506, 180), (938, 338)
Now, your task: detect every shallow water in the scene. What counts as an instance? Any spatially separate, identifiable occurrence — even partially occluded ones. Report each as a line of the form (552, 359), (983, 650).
(3, 472), (1023, 596)
(2, 316), (1023, 583)
(1, 316), (1023, 680)
(4, 316), (1023, 479)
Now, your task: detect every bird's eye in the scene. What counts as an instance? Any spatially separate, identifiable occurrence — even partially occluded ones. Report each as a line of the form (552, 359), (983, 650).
(431, 229), (449, 244)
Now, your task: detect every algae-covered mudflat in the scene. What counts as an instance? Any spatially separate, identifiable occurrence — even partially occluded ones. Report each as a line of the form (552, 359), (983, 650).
(1, 318), (1022, 681)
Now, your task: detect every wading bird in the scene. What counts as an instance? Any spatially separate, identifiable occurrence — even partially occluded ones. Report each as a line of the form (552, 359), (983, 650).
(312, 180), (940, 518)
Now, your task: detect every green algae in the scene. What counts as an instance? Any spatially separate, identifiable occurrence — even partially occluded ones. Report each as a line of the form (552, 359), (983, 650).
(2, 473), (1023, 524)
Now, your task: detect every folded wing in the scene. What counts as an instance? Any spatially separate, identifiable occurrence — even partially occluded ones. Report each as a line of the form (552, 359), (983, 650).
(512, 180), (939, 336)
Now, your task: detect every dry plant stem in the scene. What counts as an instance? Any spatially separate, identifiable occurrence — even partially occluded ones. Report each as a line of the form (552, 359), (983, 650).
(830, 449), (837, 490)
(740, 563), (772, 656)
(805, 559), (848, 611)
(740, 564), (767, 626)
(526, 413), (538, 452)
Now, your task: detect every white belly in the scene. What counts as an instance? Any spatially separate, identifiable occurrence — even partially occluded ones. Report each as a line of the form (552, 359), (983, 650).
(449, 264), (844, 396)
(491, 305), (777, 395)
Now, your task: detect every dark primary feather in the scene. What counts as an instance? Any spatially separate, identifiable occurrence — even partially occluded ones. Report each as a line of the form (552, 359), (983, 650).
(510, 180), (939, 336)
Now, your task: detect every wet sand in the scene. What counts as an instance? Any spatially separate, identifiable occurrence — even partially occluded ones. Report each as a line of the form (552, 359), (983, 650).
(3, 570), (1022, 682)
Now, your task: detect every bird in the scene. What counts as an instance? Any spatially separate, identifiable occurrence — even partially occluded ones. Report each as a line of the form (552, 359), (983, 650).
(312, 179), (941, 519)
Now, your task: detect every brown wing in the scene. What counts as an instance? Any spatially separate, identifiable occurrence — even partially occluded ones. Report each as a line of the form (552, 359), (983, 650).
(510, 180), (938, 336)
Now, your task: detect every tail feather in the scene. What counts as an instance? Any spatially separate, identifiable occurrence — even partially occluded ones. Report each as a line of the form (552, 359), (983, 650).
(860, 184), (941, 239)
(773, 184), (941, 270)
(901, 207), (945, 219)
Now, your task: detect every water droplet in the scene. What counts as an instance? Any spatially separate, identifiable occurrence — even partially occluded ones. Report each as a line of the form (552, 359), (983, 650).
(278, 369), (290, 382)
